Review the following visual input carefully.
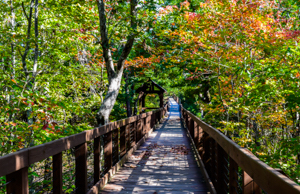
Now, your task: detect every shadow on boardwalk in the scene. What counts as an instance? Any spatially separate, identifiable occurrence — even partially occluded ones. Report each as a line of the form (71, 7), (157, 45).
(100, 99), (208, 194)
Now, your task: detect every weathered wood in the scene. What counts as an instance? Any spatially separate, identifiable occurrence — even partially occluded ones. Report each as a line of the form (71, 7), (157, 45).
(94, 136), (101, 185)
(6, 167), (28, 194)
(104, 131), (112, 175)
(184, 108), (300, 194)
(229, 157), (239, 194)
(53, 152), (62, 194)
(75, 143), (87, 194)
(243, 171), (262, 194)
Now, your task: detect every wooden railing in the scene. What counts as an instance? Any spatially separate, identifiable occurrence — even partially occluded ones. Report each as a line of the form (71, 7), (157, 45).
(0, 105), (168, 194)
(181, 107), (300, 194)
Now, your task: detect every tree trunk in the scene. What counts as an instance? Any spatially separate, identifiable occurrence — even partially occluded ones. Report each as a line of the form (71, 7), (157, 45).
(96, 70), (123, 125)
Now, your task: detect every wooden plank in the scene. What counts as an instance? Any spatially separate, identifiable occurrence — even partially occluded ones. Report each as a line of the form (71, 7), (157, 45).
(104, 131), (112, 175)
(6, 167), (28, 194)
(94, 137), (101, 185)
(53, 152), (62, 194)
(87, 125), (155, 194)
(75, 143), (87, 194)
(184, 108), (300, 194)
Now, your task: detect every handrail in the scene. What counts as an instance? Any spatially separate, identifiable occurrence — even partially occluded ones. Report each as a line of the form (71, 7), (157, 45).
(181, 106), (300, 194)
(0, 104), (168, 194)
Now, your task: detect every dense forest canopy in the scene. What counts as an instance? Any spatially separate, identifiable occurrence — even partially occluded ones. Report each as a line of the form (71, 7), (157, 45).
(0, 0), (299, 185)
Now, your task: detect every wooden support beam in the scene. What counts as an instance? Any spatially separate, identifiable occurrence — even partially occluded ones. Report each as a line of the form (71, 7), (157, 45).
(75, 143), (87, 194)
(6, 167), (28, 194)
(53, 153), (63, 194)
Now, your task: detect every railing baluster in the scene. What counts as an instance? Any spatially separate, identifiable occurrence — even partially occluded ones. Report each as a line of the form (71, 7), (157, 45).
(104, 132), (112, 175)
(53, 152), (63, 194)
(6, 167), (29, 194)
(75, 142), (87, 194)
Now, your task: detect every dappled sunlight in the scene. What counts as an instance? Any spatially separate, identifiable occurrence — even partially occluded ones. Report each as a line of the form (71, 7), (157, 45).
(100, 98), (208, 193)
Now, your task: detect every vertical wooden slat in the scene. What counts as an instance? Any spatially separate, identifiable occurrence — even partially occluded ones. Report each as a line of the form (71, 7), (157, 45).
(229, 157), (239, 194)
(243, 171), (262, 194)
(6, 167), (28, 194)
(53, 152), (63, 194)
(75, 143), (87, 194)
(104, 132), (112, 175)
(94, 136), (101, 185)
(120, 125), (126, 158)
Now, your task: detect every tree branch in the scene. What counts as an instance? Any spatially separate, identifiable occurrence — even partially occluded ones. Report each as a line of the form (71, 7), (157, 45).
(116, 0), (138, 71)
(97, 0), (115, 78)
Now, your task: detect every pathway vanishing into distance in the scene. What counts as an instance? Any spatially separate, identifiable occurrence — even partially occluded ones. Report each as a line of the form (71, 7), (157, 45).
(101, 98), (209, 193)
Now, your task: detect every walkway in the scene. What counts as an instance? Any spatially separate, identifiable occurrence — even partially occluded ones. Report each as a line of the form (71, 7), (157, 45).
(100, 98), (209, 193)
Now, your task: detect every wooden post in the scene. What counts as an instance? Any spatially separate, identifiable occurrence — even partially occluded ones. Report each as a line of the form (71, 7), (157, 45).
(53, 152), (63, 194)
(229, 157), (239, 194)
(120, 125), (126, 158)
(126, 125), (131, 151)
(75, 143), (87, 194)
(6, 167), (29, 194)
(159, 93), (164, 108)
(190, 118), (194, 139)
(210, 139), (216, 185)
(136, 119), (142, 142)
(194, 121), (198, 144)
(104, 132), (112, 175)
(216, 145), (228, 194)
(133, 121), (137, 146)
(94, 136), (101, 185)
(112, 128), (119, 165)
(243, 171), (262, 194)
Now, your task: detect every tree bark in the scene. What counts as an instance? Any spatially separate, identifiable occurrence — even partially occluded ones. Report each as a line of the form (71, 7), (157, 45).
(96, 0), (137, 125)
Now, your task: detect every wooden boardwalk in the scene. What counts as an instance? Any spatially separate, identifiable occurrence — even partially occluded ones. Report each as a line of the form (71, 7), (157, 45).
(101, 99), (209, 193)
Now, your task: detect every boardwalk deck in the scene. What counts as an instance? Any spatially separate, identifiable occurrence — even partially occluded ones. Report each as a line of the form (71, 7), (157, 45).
(100, 99), (209, 193)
